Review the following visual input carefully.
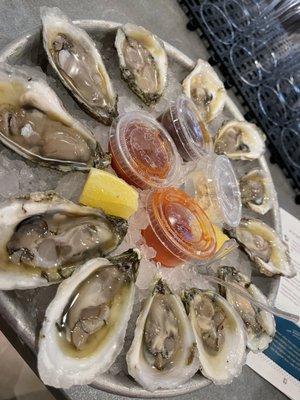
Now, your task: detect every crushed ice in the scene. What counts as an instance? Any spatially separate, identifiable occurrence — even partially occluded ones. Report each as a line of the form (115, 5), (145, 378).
(0, 29), (261, 380)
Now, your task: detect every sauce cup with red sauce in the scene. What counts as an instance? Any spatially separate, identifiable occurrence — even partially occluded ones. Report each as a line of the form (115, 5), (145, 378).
(109, 111), (181, 189)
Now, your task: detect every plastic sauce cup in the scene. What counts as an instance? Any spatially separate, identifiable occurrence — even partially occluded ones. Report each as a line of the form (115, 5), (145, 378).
(158, 95), (212, 162)
(142, 187), (217, 267)
(109, 111), (181, 189)
(185, 155), (241, 227)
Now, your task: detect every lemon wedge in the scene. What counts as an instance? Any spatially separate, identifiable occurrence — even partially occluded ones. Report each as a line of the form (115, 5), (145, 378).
(79, 168), (139, 219)
(213, 224), (230, 251)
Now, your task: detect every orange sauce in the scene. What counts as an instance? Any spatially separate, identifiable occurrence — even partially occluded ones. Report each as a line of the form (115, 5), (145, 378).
(142, 224), (183, 267)
(142, 188), (217, 267)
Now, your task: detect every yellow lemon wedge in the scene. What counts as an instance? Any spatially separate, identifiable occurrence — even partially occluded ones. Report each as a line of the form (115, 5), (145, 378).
(213, 224), (230, 251)
(79, 168), (139, 219)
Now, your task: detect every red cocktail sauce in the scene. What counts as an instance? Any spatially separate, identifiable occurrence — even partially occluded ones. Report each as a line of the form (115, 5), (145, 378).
(109, 112), (180, 189)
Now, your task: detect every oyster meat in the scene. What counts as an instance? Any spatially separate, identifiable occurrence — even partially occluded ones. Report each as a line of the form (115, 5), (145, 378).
(0, 192), (128, 290)
(239, 169), (273, 215)
(38, 249), (140, 388)
(41, 7), (117, 125)
(115, 23), (168, 105)
(218, 266), (275, 352)
(126, 279), (199, 391)
(0, 63), (109, 170)
(214, 120), (265, 160)
(226, 218), (295, 278)
(182, 59), (226, 122)
(183, 289), (246, 385)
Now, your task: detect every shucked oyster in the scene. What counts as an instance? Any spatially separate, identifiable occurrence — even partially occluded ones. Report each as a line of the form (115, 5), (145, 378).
(226, 218), (295, 278)
(214, 120), (265, 160)
(182, 289), (246, 385)
(239, 169), (273, 214)
(115, 23), (168, 105)
(41, 7), (117, 125)
(0, 192), (128, 290)
(38, 249), (140, 388)
(182, 59), (226, 122)
(127, 279), (199, 391)
(0, 64), (109, 170)
(218, 266), (275, 352)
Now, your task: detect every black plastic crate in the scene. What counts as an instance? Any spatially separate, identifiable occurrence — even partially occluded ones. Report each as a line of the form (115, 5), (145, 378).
(178, 0), (300, 197)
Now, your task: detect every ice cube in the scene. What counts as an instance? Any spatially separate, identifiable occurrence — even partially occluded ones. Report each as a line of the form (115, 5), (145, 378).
(0, 169), (19, 198)
(55, 172), (87, 202)
(136, 258), (158, 290)
(93, 125), (110, 152)
(118, 96), (139, 114)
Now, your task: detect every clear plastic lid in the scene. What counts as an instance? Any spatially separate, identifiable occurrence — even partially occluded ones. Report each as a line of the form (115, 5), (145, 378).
(169, 95), (212, 161)
(212, 156), (241, 227)
(146, 187), (217, 262)
(109, 111), (181, 189)
(185, 155), (241, 227)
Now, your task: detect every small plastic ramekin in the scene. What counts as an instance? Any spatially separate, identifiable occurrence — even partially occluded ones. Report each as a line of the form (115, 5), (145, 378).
(142, 187), (217, 267)
(109, 111), (181, 189)
(185, 155), (241, 227)
(158, 95), (212, 162)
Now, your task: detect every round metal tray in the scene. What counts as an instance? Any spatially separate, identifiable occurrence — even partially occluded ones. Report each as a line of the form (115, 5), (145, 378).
(0, 20), (281, 399)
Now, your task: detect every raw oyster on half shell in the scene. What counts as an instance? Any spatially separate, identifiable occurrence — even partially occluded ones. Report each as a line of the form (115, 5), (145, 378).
(127, 279), (199, 391)
(218, 266), (275, 352)
(182, 59), (226, 122)
(38, 249), (140, 388)
(115, 23), (168, 105)
(214, 120), (265, 160)
(0, 191), (128, 290)
(225, 218), (295, 278)
(0, 63), (109, 170)
(41, 7), (117, 125)
(239, 169), (273, 215)
(182, 288), (246, 385)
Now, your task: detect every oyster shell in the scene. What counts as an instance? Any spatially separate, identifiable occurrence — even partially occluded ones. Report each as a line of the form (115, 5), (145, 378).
(126, 279), (199, 391)
(41, 7), (117, 125)
(0, 63), (109, 170)
(115, 23), (168, 105)
(226, 218), (295, 278)
(38, 249), (140, 388)
(218, 266), (275, 352)
(182, 59), (226, 122)
(0, 191), (128, 290)
(239, 169), (273, 214)
(182, 289), (246, 385)
(214, 120), (265, 160)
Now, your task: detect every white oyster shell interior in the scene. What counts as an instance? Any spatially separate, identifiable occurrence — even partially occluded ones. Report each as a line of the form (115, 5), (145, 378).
(214, 120), (266, 160)
(41, 7), (117, 124)
(38, 256), (136, 388)
(239, 168), (273, 215)
(0, 63), (103, 170)
(126, 280), (199, 391)
(182, 59), (226, 122)
(115, 23), (168, 105)
(234, 218), (295, 278)
(187, 290), (246, 385)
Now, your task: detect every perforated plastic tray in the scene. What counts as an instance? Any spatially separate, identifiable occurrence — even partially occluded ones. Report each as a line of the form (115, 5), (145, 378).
(179, 0), (300, 196)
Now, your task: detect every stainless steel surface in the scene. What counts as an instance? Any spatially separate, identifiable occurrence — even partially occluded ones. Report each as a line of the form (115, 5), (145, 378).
(0, 1), (297, 400)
